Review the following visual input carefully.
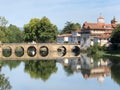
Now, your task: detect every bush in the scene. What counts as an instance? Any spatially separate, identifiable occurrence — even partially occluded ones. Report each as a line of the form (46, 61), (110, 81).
(87, 44), (105, 60)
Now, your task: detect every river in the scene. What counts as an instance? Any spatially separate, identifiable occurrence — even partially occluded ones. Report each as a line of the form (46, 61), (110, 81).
(0, 53), (120, 90)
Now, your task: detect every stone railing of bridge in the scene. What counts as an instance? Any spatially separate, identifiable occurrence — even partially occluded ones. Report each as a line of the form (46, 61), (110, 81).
(0, 43), (81, 60)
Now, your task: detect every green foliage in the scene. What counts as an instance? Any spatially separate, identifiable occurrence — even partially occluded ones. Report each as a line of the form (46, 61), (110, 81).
(87, 44), (105, 61)
(61, 21), (81, 34)
(111, 24), (120, 43)
(7, 24), (24, 43)
(0, 16), (9, 42)
(0, 74), (12, 90)
(2, 60), (22, 70)
(24, 16), (58, 43)
(0, 27), (9, 43)
(0, 16), (8, 27)
(24, 60), (58, 81)
(111, 64), (120, 86)
(110, 24), (120, 49)
(64, 65), (74, 76)
(87, 44), (102, 55)
(0, 16), (24, 43)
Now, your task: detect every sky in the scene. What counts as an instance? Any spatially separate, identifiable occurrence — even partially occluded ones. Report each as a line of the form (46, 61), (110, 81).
(0, 0), (120, 29)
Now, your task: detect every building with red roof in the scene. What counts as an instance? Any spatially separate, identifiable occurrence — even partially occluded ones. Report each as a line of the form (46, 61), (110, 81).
(57, 30), (81, 43)
(81, 16), (118, 48)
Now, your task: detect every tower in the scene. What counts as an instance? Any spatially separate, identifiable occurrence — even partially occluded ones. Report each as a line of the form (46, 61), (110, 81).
(97, 15), (105, 23)
(111, 16), (118, 24)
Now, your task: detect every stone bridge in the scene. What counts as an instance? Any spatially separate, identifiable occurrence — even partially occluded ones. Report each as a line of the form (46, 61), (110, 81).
(0, 43), (81, 60)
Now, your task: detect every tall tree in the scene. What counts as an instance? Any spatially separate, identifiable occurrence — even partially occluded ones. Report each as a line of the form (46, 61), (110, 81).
(0, 16), (8, 27)
(61, 21), (81, 34)
(24, 16), (58, 43)
(0, 28), (8, 43)
(110, 24), (120, 49)
(7, 24), (24, 43)
(0, 16), (9, 43)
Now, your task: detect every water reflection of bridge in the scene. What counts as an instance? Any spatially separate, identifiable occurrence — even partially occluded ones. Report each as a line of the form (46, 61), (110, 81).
(0, 43), (80, 60)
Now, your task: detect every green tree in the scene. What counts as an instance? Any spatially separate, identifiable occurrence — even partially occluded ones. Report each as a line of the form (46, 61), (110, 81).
(24, 16), (58, 43)
(64, 65), (74, 76)
(0, 16), (24, 43)
(2, 60), (22, 70)
(7, 24), (24, 43)
(0, 16), (8, 27)
(61, 21), (81, 34)
(110, 24), (120, 49)
(111, 64), (120, 86)
(87, 44), (104, 61)
(0, 27), (9, 43)
(0, 16), (9, 43)
(0, 74), (12, 90)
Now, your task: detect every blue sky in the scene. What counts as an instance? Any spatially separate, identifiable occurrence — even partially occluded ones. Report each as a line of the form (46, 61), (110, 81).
(0, 0), (120, 29)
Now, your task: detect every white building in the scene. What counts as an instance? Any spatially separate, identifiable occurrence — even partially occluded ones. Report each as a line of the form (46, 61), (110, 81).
(57, 30), (81, 44)
(57, 34), (72, 43)
(71, 30), (81, 44)
(80, 16), (117, 49)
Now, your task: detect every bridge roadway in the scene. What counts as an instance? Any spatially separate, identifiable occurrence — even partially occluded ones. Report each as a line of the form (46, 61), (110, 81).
(0, 43), (81, 60)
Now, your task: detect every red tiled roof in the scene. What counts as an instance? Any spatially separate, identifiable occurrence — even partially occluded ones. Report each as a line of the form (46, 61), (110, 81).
(96, 34), (110, 39)
(58, 34), (72, 37)
(83, 22), (116, 30)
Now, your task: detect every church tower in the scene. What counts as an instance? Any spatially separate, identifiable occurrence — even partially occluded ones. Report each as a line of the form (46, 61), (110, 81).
(97, 15), (105, 23)
(111, 16), (118, 24)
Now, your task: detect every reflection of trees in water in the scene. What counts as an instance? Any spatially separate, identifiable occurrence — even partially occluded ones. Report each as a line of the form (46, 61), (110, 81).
(107, 56), (120, 64)
(0, 60), (21, 90)
(0, 73), (12, 90)
(24, 60), (58, 81)
(106, 56), (120, 86)
(111, 64), (120, 85)
(2, 60), (22, 70)
(64, 65), (74, 76)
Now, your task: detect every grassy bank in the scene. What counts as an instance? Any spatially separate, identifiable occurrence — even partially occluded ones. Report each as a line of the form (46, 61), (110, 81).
(103, 50), (120, 58)
(87, 44), (120, 58)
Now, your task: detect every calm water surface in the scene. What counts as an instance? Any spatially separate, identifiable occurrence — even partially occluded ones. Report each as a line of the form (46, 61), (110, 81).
(0, 54), (120, 90)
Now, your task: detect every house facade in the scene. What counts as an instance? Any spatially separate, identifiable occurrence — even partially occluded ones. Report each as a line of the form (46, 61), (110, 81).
(81, 16), (117, 49)
(57, 34), (72, 43)
(57, 30), (81, 44)
(71, 30), (81, 43)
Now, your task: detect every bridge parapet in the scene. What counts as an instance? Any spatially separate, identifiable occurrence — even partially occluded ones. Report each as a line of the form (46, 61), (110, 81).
(0, 43), (80, 60)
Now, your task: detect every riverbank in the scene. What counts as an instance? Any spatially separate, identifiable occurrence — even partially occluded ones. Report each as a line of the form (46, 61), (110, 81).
(84, 45), (120, 58)
(103, 50), (120, 58)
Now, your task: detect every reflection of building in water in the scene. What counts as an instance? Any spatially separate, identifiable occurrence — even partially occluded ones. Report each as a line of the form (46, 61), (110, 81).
(80, 54), (110, 68)
(57, 58), (81, 73)
(82, 66), (111, 84)
(57, 54), (111, 84)
(80, 54), (111, 84)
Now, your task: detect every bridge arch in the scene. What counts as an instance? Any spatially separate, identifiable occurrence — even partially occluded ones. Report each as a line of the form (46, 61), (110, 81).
(39, 46), (49, 57)
(2, 46), (12, 57)
(0, 43), (80, 60)
(27, 46), (37, 57)
(57, 46), (66, 57)
(71, 46), (80, 56)
(15, 46), (24, 57)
